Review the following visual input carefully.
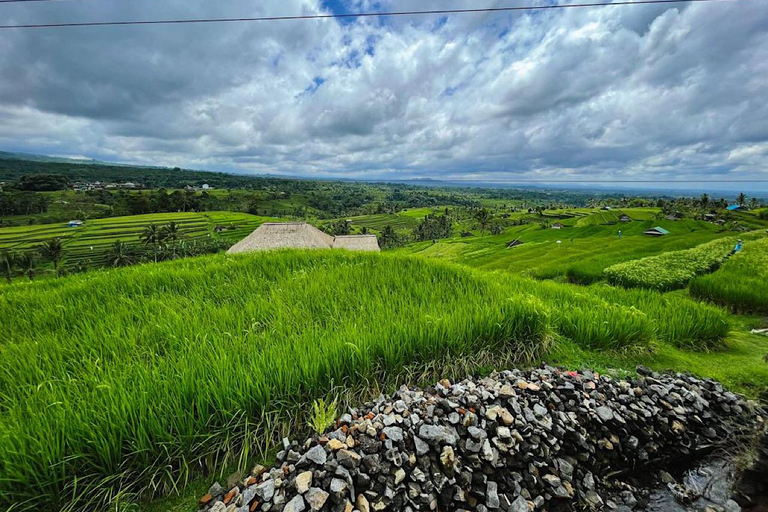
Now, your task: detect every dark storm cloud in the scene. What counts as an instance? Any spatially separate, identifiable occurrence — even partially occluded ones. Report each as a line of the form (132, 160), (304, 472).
(0, 0), (766, 185)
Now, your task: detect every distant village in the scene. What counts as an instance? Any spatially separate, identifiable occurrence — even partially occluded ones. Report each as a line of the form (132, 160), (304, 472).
(71, 181), (213, 192)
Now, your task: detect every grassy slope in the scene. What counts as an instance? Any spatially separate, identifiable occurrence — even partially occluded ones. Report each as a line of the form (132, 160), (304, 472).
(690, 237), (768, 313)
(395, 217), (730, 282)
(0, 251), (549, 511)
(0, 247), (735, 511)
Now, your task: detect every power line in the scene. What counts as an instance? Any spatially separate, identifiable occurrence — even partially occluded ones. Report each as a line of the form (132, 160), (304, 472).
(0, 0), (744, 29)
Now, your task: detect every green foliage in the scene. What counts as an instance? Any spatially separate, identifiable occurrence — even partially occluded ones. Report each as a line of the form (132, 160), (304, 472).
(38, 237), (64, 269)
(0, 249), (17, 283)
(322, 219), (351, 236)
(0, 252), (549, 511)
(378, 225), (406, 250)
(413, 213), (452, 241)
(690, 237), (768, 314)
(603, 236), (740, 291)
(16, 251), (37, 280)
(16, 174), (70, 191)
(310, 398), (339, 435)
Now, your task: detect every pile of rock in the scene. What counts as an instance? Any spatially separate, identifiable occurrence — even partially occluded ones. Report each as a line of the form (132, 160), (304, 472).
(198, 366), (764, 512)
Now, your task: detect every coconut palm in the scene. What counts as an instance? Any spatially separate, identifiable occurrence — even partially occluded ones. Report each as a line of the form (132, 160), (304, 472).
(140, 223), (164, 246)
(0, 251), (17, 283)
(737, 192), (747, 206)
(140, 223), (166, 262)
(162, 221), (182, 242)
(106, 241), (134, 268)
(474, 208), (491, 235)
(38, 238), (65, 271)
(17, 252), (37, 281)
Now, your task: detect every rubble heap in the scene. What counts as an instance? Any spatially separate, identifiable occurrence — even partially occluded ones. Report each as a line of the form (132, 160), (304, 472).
(198, 366), (764, 512)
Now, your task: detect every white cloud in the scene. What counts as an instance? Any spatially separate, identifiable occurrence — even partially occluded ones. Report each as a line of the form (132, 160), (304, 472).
(0, 0), (766, 186)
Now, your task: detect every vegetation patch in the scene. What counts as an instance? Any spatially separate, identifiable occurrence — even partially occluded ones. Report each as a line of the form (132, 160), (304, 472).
(690, 237), (768, 314)
(603, 236), (744, 291)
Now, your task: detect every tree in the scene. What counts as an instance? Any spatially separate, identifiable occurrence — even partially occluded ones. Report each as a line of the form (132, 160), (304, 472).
(141, 223), (164, 246)
(474, 208), (491, 235)
(749, 197), (760, 209)
(162, 221), (182, 242)
(378, 225), (404, 249)
(738, 192), (747, 206)
(17, 252), (37, 281)
(105, 241), (134, 268)
(141, 223), (166, 263)
(38, 238), (64, 270)
(323, 219), (351, 236)
(700, 193), (709, 209)
(0, 251), (17, 283)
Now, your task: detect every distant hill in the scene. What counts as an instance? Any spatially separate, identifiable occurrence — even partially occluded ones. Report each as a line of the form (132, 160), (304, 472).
(0, 151), (107, 166)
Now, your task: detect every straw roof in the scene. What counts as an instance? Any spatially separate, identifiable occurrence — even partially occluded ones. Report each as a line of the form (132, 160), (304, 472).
(227, 223), (381, 254)
(332, 235), (381, 252)
(227, 223), (334, 254)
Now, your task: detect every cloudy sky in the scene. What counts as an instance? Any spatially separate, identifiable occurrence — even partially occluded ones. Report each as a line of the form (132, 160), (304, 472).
(1, 0), (767, 189)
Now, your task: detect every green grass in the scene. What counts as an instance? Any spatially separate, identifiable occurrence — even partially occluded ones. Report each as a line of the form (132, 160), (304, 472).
(603, 235), (745, 291)
(0, 251), (549, 511)
(549, 315), (768, 397)
(0, 246), (734, 511)
(395, 216), (732, 283)
(690, 237), (768, 314)
(0, 211), (276, 271)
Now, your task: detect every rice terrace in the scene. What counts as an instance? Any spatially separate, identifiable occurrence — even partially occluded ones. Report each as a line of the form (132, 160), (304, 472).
(2, 0), (768, 511)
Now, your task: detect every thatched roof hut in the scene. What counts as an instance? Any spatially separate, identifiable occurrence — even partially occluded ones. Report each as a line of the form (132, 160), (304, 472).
(227, 223), (334, 254)
(227, 223), (381, 254)
(332, 235), (381, 252)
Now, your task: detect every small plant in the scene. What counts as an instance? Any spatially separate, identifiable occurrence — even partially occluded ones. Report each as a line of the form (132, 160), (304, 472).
(310, 397), (339, 435)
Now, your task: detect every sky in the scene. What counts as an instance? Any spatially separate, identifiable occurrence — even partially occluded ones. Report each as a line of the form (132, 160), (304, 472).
(1, 0), (767, 191)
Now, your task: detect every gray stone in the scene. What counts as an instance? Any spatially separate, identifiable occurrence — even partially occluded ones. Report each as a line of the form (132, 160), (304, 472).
(304, 445), (327, 466)
(486, 481), (500, 509)
(255, 479), (276, 502)
(305, 488), (329, 511)
(382, 426), (404, 442)
(418, 424), (458, 445)
(283, 495), (306, 512)
(596, 406), (614, 422)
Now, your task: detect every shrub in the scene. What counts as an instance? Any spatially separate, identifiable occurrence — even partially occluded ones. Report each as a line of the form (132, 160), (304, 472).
(603, 237), (739, 291)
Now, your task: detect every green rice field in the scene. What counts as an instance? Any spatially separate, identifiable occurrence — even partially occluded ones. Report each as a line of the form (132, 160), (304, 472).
(690, 237), (768, 313)
(0, 248), (739, 511)
(0, 211), (275, 270)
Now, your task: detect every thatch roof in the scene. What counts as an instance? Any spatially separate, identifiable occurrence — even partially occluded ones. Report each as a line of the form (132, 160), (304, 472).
(227, 223), (380, 254)
(227, 223), (334, 254)
(332, 235), (381, 252)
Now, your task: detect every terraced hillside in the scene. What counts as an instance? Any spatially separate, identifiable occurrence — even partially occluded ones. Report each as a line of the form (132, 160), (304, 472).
(395, 216), (734, 283)
(0, 211), (276, 269)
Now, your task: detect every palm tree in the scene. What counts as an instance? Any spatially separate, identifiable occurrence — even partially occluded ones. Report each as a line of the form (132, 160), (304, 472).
(140, 223), (165, 262)
(738, 192), (747, 206)
(700, 193), (709, 209)
(0, 251), (17, 284)
(140, 223), (164, 246)
(164, 221), (182, 241)
(17, 252), (37, 281)
(474, 208), (491, 235)
(38, 238), (65, 271)
(105, 241), (134, 268)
